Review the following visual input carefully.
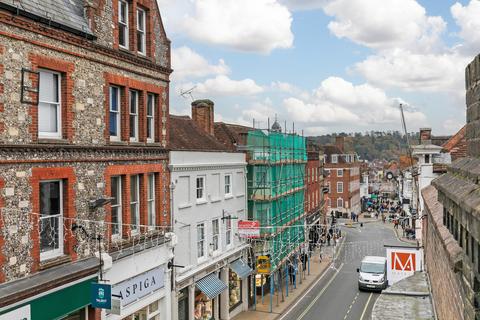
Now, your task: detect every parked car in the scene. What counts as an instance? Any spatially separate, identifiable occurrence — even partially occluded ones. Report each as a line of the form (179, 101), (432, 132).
(357, 256), (387, 291)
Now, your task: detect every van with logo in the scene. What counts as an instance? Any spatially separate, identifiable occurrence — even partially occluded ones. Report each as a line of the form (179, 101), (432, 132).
(357, 256), (387, 291)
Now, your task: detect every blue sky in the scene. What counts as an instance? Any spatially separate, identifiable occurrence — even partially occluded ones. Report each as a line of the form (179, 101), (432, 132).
(158, 0), (479, 135)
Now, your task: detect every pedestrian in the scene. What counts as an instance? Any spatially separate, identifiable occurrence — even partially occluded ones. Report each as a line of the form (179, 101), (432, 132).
(327, 233), (331, 246)
(288, 262), (294, 285)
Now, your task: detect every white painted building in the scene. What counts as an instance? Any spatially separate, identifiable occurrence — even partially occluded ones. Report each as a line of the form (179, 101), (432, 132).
(169, 103), (251, 320)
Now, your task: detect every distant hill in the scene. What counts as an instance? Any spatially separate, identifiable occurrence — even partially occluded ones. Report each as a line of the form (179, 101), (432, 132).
(310, 131), (421, 161)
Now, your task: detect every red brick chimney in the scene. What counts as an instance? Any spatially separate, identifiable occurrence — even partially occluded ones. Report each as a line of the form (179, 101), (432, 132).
(191, 99), (214, 136)
(335, 136), (345, 153)
(420, 128), (432, 144)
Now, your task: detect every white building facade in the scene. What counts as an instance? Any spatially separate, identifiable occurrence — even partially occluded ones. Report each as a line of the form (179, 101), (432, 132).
(170, 151), (250, 320)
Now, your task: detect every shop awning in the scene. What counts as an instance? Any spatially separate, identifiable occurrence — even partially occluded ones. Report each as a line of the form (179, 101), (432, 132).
(196, 273), (227, 300)
(230, 259), (253, 279)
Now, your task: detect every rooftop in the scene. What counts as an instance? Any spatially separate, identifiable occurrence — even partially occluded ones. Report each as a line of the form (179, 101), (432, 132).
(169, 115), (231, 152)
(0, 0), (94, 37)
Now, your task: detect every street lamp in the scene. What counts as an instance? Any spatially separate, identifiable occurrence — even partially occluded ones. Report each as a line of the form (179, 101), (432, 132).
(72, 196), (114, 282)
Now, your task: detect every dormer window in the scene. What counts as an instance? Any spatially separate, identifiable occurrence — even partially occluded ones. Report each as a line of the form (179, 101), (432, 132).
(118, 0), (129, 49)
(137, 8), (146, 55)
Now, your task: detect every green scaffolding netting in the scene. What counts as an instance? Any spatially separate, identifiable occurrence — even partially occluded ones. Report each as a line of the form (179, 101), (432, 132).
(246, 130), (307, 271)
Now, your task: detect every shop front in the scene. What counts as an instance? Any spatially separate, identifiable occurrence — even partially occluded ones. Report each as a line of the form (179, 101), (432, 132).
(227, 259), (252, 318)
(103, 243), (173, 320)
(0, 275), (97, 320)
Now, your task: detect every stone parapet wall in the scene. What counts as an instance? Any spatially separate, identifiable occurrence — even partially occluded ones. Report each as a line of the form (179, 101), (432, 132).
(422, 185), (465, 320)
(466, 54), (480, 157)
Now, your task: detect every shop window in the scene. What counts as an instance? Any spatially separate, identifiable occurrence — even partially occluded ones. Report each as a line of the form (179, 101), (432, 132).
(109, 86), (121, 141)
(147, 173), (156, 228)
(178, 288), (189, 320)
(38, 70), (62, 139)
(196, 176), (205, 201)
(129, 90), (139, 142)
(225, 174), (232, 196)
(118, 0), (129, 49)
(197, 223), (205, 258)
(195, 289), (214, 320)
(110, 176), (123, 238)
(212, 219), (219, 251)
(130, 175), (140, 234)
(124, 300), (160, 320)
(40, 180), (64, 260)
(147, 94), (155, 142)
(229, 269), (242, 311)
(137, 8), (146, 55)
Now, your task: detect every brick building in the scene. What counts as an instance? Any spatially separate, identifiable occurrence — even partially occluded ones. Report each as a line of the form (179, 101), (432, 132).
(305, 141), (325, 244)
(0, 0), (173, 319)
(422, 54), (480, 320)
(322, 137), (361, 215)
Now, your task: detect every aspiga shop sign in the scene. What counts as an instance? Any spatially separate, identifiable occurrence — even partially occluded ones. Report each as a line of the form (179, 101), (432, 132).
(112, 266), (165, 307)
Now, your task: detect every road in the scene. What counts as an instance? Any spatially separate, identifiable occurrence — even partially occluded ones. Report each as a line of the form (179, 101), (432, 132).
(279, 220), (404, 320)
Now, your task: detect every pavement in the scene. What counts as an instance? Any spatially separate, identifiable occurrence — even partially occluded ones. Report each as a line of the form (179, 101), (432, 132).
(234, 217), (405, 320)
(372, 271), (434, 320)
(232, 245), (335, 320)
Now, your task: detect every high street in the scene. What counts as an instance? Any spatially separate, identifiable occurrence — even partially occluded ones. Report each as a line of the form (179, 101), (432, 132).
(279, 220), (404, 320)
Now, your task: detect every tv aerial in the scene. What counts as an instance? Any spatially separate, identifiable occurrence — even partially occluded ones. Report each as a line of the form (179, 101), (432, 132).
(180, 86), (196, 102)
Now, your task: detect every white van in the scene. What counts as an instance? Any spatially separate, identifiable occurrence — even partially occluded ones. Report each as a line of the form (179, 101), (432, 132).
(357, 256), (387, 291)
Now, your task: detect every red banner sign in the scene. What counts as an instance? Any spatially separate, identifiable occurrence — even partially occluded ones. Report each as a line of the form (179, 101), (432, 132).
(238, 220), (260, 238)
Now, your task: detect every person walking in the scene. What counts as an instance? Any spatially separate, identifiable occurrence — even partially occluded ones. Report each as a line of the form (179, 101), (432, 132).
(327, 232), (331, 246)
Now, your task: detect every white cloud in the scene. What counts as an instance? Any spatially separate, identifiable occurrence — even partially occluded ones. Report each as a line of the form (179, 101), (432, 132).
(324, 0), (446, 52)
(180, 75), (264, 97)
(279, 0), (328, 11)
(179, 0), (294, 53)
(451, 1), (480, 54)
(284, 77), (427, 129)
(442, 118), (464, 135)
(171, 46), (230, 81)
(355, 49), (469, 93)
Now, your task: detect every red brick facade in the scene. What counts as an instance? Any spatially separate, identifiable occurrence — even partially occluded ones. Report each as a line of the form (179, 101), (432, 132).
(325, 162), (360, 212)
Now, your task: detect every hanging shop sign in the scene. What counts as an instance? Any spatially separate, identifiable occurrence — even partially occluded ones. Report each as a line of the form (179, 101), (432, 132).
(238, 220), (260, 238)
(385, 246), (423, 285)
(256, 256), (270, 274)
(91, 283), (112, 309)
(0, 305), (30, 320)
(111, 266), (165, 307)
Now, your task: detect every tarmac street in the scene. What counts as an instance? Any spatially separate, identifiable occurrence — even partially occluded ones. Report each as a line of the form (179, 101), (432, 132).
(278, 220), (404, 320)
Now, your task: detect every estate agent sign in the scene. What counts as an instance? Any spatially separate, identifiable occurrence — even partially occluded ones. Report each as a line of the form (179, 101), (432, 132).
(385, 245), (423, 285)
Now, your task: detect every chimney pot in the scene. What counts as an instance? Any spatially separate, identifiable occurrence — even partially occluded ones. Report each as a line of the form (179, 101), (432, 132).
(419, 128), (432, 144)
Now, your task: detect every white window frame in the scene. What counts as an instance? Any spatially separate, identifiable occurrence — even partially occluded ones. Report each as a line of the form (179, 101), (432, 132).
(197, 223), (205, 259)
(226, 216), (232, 247)
(118, 0), (129, 49)
(224, 174), (232, 197)
(110, 176), (123, 239)
(136, 8), (146, 55)
(337, 182), (344, 193)
(39, 180), (64, 261)
(331, 155), (338, 164)
(129, 90), (139, 142)
(146, 94), (155, 142)
(109, 86), (121, 141)
(38, 69), (62, 139)
(337, 198), (344, 208)
(212, 219), (220, 252)
(147, 174), (156, 229)
(130, 175), (140, 234)
(337, 169), (343, 177)
(196, 176), (205, 201)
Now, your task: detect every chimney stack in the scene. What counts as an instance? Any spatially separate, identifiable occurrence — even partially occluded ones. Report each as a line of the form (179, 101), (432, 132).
(419, 128), (432, 144)
(335, 136), (345, 152)
(191, 99), (215, 136)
